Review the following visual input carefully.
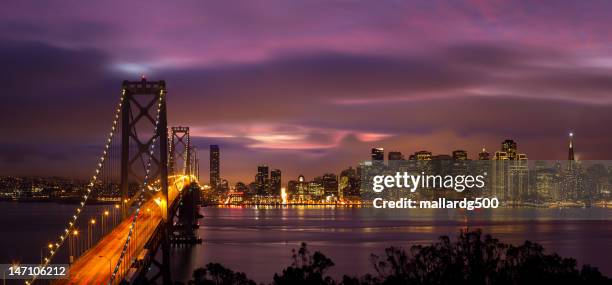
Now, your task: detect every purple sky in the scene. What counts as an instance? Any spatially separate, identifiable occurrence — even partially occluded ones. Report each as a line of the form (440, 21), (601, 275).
(2, 1), (612, 183)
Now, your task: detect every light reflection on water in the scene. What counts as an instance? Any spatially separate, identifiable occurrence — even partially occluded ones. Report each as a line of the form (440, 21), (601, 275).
(170, 206), (612, 283)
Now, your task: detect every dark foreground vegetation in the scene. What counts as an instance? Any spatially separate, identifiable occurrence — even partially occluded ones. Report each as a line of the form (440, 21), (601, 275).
(131, 230), (611, 285)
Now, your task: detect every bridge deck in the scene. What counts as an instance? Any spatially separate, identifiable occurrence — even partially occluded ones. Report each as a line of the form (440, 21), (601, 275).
(55, 196), (162, 284)
(54, 176), (191, 284)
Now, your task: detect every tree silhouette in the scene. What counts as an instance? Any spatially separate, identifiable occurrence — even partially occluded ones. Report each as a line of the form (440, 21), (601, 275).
(272, 242), (336, 285)
(188, 262), (255, 285)
(351, 229), (610, 285)
(183, 230), (610, 285)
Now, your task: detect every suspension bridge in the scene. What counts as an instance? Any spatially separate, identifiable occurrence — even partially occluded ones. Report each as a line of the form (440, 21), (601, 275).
(27, 78), (203, 285)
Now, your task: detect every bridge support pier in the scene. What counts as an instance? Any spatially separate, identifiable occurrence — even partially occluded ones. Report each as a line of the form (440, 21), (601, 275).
(170, 183), (203, 245)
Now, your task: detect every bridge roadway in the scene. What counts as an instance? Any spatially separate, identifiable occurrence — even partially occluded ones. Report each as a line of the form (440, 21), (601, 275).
(54, 175), (192, 285)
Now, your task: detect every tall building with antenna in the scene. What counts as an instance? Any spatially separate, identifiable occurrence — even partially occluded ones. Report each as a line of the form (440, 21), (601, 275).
(478, 147), (490, 160)
(568, 132), (575, 161)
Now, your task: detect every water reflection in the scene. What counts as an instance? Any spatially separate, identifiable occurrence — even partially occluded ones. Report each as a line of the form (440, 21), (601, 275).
(171, 206), (612, 283)
(0, 202), (609, 284)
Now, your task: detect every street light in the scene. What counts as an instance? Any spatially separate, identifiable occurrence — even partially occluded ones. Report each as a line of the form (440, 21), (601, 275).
(40, 243), (52, 264)
(70, 230), (79, 264)
(103, 210), (110, 234)
(113, 204), (120, 226)
(88, 219), (96, 248)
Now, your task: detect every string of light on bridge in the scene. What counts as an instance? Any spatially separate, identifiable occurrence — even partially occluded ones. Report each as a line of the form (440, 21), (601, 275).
(27, 90), (127, 285)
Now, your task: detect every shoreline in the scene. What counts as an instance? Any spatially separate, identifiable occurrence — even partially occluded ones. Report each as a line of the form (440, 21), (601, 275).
(1, 198), (612, 209)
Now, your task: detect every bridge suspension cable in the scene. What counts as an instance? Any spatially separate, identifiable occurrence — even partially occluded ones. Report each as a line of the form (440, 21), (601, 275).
(27, 90), (127, 285)
(27, 79), (182, 285)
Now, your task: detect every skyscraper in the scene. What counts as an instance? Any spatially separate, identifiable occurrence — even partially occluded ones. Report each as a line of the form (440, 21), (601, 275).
(413, 150), (432, 160)
(270, 169), (282, 195)
(492, 151), (509, 199)
(210, 145), (220, 190)
(371, 147), (384, 165)
(568, 132), (575, 161)
(475, 147), (491, 196)
(339, 167), (360, 201)
(494, 151), (508, 160)
(220, 179), (229, 193)
(478, 148), (490, 160)
(255, 165), (269, 195)
(452, 150), (468, 160)
(502, 140), (517, 160)
(319, 173), (339, 198)
(287, 175), (309, 201)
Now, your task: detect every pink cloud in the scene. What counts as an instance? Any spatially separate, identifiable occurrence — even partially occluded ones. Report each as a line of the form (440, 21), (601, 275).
(190, 123), (392, 150)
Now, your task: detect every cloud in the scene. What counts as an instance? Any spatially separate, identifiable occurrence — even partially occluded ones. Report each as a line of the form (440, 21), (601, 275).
(2, 2), (612, 183)
(192, 123), (393, 150)
(0, 39), (123, 142)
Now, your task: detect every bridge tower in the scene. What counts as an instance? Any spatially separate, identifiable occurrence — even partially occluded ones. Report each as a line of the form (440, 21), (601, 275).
(193, 147), (199, 180)
(169, 126), (191, 176)
(168, 126), (202, 244)
(120, 77), (172, 284)
(191, 146), (199, 180)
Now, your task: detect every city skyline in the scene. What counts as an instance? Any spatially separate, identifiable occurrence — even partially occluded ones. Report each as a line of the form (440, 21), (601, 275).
(0, 132), (584, 186)
(3, 132), (606, 207)
(4, 1), (612, 183)
(211, 134), (574, 188)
